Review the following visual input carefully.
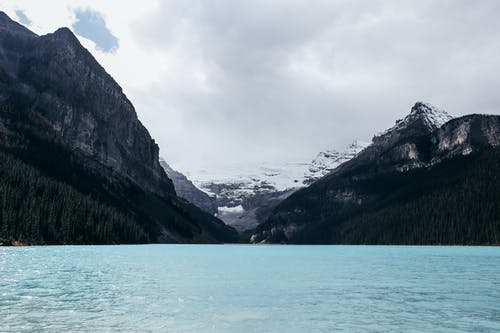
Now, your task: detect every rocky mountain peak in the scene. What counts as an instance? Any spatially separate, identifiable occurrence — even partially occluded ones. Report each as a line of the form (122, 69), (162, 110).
(0, 11), (37, 82)
(51, 27), (80, 43)
(0, 11), (16, 26)
(409, 102), (453, 129)
(0, 11), (238, 244)
(373, 102), (453, 146)
(0, 11), (174, 197)
(0, 11), (35, 37)
(252, 108), (500, 245)
(33, 27), (90, 62)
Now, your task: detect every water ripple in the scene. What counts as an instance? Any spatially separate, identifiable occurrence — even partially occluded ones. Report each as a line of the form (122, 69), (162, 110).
(0, 245), (499, 332)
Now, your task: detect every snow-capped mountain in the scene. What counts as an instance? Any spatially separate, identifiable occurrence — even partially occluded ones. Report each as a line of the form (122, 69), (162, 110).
(183, 103), (453, 233)
(184, 140), (370, 232)
(162, 102), (454, 235)
(250, 103), (500, 245)
(160, 102), (456, 236)
(305, 140), (370, 184)
(373, 102), (453, 146)
(194, 139), (370, 198)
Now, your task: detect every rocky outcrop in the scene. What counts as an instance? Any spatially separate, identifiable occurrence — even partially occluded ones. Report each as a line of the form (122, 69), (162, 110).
(432, 114), (500, 159)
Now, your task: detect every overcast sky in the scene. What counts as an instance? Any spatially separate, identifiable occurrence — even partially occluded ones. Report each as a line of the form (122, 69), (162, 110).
(2, 1), (500, 175)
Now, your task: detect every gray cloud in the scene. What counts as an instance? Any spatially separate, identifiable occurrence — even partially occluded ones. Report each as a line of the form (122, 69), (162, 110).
(72, 8), (118, 53)
(15, 9), (31, 25)
(130, 0), (500, 172)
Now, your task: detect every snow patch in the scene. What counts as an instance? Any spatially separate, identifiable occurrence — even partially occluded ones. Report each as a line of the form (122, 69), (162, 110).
(218, 205), (244, 213)
(306, 140), (369, 182)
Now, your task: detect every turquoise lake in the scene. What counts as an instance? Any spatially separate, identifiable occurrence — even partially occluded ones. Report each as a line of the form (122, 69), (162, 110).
(1, 245), (499, 332)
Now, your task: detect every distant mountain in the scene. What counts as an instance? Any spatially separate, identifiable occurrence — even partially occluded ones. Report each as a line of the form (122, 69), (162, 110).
(188, 140), (368, 233)
(251, 102), (500, 245)
(159, 158), (218, 215)
(305, 140), (369, 184)
(0, 12), (237, 245)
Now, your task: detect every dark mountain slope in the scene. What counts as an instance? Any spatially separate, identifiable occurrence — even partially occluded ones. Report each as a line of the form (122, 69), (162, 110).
(160, 159), (218, 215)
(0, 151), (148, 245)
(0, 12), (237, 244)
(251, 105), (500, 245)
(1, 23), (172, 197)
(338, 148), (500, 245)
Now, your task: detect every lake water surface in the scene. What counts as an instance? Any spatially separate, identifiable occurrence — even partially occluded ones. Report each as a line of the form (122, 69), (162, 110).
(1, 245), (499, 332)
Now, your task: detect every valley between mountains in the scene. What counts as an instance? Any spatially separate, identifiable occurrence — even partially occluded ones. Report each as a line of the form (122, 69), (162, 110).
(0, 12), (499, 245)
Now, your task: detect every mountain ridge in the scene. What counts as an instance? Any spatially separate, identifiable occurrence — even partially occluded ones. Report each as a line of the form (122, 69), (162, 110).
(251, 104), (500, 244)
(0, 12), (237, 244)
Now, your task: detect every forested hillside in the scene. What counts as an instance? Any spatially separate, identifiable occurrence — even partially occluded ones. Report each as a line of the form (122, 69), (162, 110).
(254, 147), (500, 245)
(0, 152), (148, 245)
(338, 147), (500, 244)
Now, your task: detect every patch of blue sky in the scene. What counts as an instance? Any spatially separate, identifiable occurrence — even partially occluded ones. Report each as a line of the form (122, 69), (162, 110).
(72, 8), (118, 53)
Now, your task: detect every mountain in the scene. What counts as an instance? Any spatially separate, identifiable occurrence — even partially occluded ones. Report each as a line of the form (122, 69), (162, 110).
(251, 102), (500, 245)
(305, 140), (370, 184)
(187, 140), (368, 233)
(0, 12), (237, 245)
(159, 158), (218, 215)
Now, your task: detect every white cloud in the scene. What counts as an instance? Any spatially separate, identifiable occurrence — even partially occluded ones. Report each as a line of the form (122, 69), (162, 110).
(2, 0), (500, 176)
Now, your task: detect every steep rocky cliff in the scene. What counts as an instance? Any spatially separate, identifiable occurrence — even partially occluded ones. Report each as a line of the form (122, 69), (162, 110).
(251, 103), (500, 244)
(0, 12), (237, 244)
(0, 14), (172, 197)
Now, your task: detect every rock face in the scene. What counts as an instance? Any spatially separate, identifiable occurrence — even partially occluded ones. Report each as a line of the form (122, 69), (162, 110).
(373, 102), (452, 147)
(332, 103), (498, 176)
(160, 158), (218, 215)
(0, 15), (172, 197)
(251, 103), (500, 245)
(0, 12), (237, 244)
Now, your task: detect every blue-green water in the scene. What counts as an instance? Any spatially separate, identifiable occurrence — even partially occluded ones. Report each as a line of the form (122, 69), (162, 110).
(1, 245), (499, 332)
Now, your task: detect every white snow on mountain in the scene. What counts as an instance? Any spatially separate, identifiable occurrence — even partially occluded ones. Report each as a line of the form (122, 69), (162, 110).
(218, 205), (244, 213)
(306, 140), (370, 184)
(185, 140), (370, 206)
(376, 102), (453, 138)
(416, 103), (453, 128)
(164, 103), (454, 231)
(172, 141), (369, 231)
